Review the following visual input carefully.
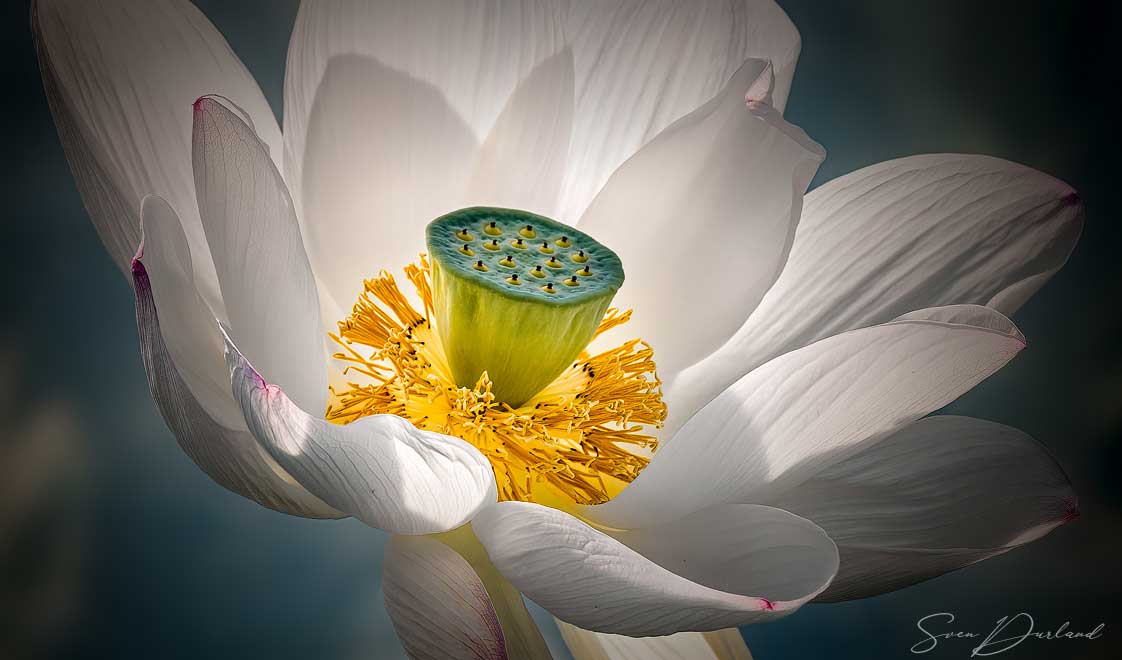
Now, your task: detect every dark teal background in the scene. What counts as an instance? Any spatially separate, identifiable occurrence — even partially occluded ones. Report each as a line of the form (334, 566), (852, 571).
(1, 1), (1117, 658)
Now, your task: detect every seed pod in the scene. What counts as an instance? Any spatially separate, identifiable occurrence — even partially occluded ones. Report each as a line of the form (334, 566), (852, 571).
(426, 207), (624, 407)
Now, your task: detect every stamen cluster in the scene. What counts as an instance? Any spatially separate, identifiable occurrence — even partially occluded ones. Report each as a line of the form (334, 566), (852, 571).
(326, 257), (666, 504)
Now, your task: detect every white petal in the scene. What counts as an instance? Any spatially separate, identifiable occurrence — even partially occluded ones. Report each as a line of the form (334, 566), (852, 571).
(133, 198), (339, 518)
(558, 622), (754, 660)
(192, 97), (326, 413)
(466, 48), (575, 216)
(283, 0), (567, 309)
(558, 0), (802, 223)
(32, 0), (280, 315)
(383, 535), (506, 660)
(765, 415), (1077, 602)
(591, 305), (1026, 529)
(670, 154), (1084, 427)
(474, 502), (836, 637)
(225, 339), (496, 535)
(578, 59), (823, 377)
(139, 196), (239, 429)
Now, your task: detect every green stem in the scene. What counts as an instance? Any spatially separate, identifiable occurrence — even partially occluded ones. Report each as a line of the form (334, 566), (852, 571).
(432, 524), (554, 660)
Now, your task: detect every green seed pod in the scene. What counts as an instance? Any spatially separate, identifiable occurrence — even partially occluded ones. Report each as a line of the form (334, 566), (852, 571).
(426, 207), (624, 408)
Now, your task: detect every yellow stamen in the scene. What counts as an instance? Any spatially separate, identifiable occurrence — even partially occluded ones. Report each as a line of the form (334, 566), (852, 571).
(326, 256), (666, 505)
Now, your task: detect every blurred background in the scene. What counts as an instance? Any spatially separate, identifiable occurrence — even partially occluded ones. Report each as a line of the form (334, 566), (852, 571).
(1, 1), (1117, 658)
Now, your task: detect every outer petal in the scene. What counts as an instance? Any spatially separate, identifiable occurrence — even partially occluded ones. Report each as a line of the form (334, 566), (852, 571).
(557, 622), (753, 660)
(225, 339), (496, 535)
(133, 197), (339, 518)
(591, 305), (1026, 529)
(192, 97), (326, 413)
(558, 0), (802, 223)
(765, 415), (1077, 602)
(139, 195), (240, 429)
(474, 502), (837, 637)
(32, 0), (281, 315)
(383, 535), (507, 660)
(670, 154), (1084, 427)
(579, 59), (823, 376)
(283, 0), (567, 310)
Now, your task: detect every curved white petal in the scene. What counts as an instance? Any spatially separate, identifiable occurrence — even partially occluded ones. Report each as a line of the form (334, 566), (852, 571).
(225, 339), (496, 535)
(192, 97), (326, 413)
(139, 196), (240, 429)
(32, 0), (280, 315)
(466, 48), (575, 216)
(283, 1), (567, 310)
(558, 0), (802, 223)
(579, 59), (823, 377)
(383, 535), (507, 660)
(558, 621), (753, 660)
(670, 154), (1084, 427)
(764, 415), (1077, 602)
(591, 305), (1026, 529)
(134, 197), (339, 518)
(474, 502), (836, 637)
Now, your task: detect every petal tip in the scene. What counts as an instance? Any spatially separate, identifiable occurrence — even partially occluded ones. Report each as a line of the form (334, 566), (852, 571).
(193, 94), (219, 113)
(1061, 494), (1080, 523)
(130, 240), (145, 274)
(744, 61), (775, 106)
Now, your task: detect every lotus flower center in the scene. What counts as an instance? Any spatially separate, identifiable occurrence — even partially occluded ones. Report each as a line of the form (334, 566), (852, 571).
(325, 207), (666, 505)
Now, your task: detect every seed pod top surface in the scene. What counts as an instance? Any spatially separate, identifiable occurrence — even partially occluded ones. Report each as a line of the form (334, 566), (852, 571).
(426, 207), (624, 304)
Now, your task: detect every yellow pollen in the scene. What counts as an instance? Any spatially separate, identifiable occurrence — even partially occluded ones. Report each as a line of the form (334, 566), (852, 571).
(325, 256), (666, 505)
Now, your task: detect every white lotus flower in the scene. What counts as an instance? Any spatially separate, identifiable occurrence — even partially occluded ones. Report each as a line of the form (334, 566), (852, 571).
(35, 0), (1083, 657)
